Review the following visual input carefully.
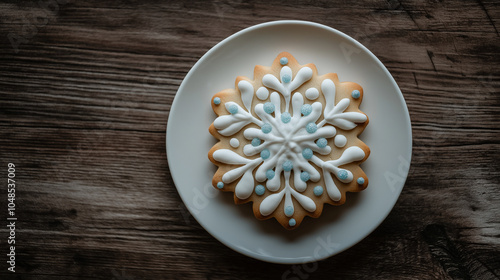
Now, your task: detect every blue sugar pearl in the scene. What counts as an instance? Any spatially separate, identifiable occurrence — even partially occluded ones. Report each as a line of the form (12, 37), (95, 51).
(313, 186), (323, 196)
(281, 112), (291, 123)
(289, 218), (296, 227)
(282, 74), (291, 83)
(228, 104), (238, 114)
(251, 138), (261, 147)
(306, 122), (317, 134)
(300, 171), (310, 182)
(266, 169), (275, 180)
(357, 177), (365, 185)
(261, 123), (272, 134)
(263, 102), (275, 114)
(282, 160), (293, 172)
(338, 170), (348, 180)
(285, 206), (294, 216)
(302, 148), (313, 160)
(352, 90), (360, 99)
(316, 138), (328, 148)
(213, 97), (221, 105)
(280, 57), (288, 65)
(217, 182), (224, 189)
(301, 104), (312, 116)
(260, 149), (270, 159)
(255, 185), (265, 196)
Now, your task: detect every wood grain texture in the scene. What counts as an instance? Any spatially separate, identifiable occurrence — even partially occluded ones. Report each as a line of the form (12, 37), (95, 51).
(0, 0), (499, 279)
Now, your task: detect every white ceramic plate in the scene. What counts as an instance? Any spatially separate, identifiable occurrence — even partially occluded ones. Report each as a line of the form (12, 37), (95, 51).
(166, 20), (412, 264)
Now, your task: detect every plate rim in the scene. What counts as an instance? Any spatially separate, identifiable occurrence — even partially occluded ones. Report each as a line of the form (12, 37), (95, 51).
(166, 20), (413, 264)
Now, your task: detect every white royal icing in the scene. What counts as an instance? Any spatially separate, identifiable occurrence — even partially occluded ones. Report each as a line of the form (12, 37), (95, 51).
(212, 57), (368, 219)
(256, 86), (269, 100)
(230, 138), (240, 148)
(238, 80), (254, 112)
(305, 87), (319, 100)
(334, 135), (347, 148)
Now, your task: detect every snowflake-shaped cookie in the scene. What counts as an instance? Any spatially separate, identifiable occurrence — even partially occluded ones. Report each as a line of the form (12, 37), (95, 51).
(209, 52), (370, 229)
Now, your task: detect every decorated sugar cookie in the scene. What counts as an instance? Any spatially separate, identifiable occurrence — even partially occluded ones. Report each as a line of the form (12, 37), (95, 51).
(208, 52), (370, 229)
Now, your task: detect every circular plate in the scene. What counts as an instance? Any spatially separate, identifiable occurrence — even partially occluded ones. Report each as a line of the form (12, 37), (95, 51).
(166, 20), (412, 264)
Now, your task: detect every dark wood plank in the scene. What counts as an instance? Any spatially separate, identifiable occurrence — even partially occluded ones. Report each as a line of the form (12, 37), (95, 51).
(0, 0), (499, 279)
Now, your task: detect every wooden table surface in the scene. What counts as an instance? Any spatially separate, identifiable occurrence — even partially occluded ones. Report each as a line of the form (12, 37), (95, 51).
(1, 1), (499, 279)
